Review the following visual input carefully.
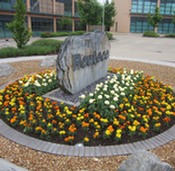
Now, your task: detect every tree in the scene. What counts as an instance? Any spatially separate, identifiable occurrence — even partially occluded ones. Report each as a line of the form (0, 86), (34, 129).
(147, 7), (162, 33)
(104, 0), (116, 31)
(7, 0), (31, 49)
(58, 17), (72, 31)
(78, 0), (102, 31)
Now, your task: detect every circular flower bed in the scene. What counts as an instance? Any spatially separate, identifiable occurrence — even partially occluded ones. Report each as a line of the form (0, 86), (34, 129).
(0, 68), (175, 146)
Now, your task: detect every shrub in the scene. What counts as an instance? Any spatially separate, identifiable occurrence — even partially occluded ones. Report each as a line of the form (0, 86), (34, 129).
(143, 31), (159, 37)
(0, 39), (63, 58)
(40, 31), (85, 38)
(106, 32), (113, 40)
(165, 34), (175, 38)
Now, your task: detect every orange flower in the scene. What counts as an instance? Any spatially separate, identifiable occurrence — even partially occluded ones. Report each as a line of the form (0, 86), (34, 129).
(10, 116), (17, 124)
(93, 131), (99, 138)
(4, 101), (9, 107)
(68, 124), (77, 133)
(93, 112), (101, 119)
(107, 125), (114, 133)
(146, 108), (152, 116)
(118, 115), (126, 121)
(140, 126), (148, 133)
(163, 117), (171, 123)
(84, 113), (89, 118)
(82, 121), (89, 127)
(52, 120), (57, 125)
(64, 136), (74, 142)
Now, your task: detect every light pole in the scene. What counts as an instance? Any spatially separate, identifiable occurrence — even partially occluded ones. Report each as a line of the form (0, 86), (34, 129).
(102, 0), (105, 32)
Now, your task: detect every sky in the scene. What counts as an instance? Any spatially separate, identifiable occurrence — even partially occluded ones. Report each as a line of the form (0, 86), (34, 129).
(97, 0), (112, 4)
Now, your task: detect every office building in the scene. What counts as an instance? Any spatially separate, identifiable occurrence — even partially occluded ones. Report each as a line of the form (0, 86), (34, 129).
(111, 0), (175, 34)
(0, 0), (85, 38)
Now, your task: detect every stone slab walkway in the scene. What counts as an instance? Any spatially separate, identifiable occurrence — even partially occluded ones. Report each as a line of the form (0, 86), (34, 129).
(0, 119), (175, 157)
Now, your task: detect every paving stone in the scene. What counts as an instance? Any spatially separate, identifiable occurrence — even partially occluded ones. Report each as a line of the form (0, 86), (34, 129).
(46, 143), (57, 153)
(114, 145), (124, 155)
(84, 147), (90, 157)
(100, 146), (107, 156)
(94, 146), (101, 157)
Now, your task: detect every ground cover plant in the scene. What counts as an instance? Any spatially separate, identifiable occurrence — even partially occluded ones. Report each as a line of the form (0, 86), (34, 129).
(0, 68), (175, 146)
(0, 39), (62, 58)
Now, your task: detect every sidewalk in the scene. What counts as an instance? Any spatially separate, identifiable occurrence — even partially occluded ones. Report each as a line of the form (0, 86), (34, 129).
(0, 34), (175, 68)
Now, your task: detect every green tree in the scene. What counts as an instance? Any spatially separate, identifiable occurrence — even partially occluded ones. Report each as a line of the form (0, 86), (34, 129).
(78, 0), (102, 31)
(104, 0), (116, 31)
(147, 7), (162, 33)
(7, 0), (31, 49)
(58, 17), (72, 31)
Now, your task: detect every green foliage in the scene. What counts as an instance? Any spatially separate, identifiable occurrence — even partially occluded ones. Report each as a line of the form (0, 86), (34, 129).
(58, 17), (72, 30)
(78, 0), (102, 31)
(6, 0), (31, 49)
(104, 1), (116, 31)
(0, 39), (62, 58)
(40, 31), (85, 38)
(165, 34), (175, 38)
(147, 7), (162, 33)
(106, 32), (113, 40)
(143, 31), (160, 37)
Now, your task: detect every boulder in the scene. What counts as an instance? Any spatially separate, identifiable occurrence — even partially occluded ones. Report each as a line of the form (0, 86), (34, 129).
(0, 158), (28, 171)
(0, 63), (14, 77)
(56, 30), (110, 94)
(118, 150), (173, 171)
(40, 56), (56, 67)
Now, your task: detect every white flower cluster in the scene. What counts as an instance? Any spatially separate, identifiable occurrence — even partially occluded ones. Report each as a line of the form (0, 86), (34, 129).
(79, 69), (143, 111)
(19, 71), (57, 88)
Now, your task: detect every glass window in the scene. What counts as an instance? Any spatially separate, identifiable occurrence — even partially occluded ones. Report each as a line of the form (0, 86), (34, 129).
(130, 16), (153, 33)
(30, 0), (53, 14)
(56, 0), (72, 16)
(160, 0), (175, 15)
(31, 17), (53, 36)
(131, 0), (157, 14)
(0, 15), (14, 38)
(158, 19), (175, 34)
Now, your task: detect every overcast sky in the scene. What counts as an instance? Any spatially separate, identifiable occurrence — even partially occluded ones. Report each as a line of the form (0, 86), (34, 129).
(97, 0), (111, 4)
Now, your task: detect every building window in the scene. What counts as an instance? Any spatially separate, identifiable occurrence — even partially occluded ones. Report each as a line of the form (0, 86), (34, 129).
(158, 19), (175, 33)
(57, 18), (72, 32)
(160, 0), (175, 15)
(56, 0), (72, 16)
(0, 15), (14, 38)
(30, 0), (53, 14)
(131, 0), (157, 14)
(130, 16), (153, 33)
(31, 17), (53, 36)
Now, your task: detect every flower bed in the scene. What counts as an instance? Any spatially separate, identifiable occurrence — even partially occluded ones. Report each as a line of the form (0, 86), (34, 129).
(0, 68), (175, 146)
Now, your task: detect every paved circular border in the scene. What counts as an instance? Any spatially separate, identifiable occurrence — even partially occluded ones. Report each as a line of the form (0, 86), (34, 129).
(0, 57), (175, 157)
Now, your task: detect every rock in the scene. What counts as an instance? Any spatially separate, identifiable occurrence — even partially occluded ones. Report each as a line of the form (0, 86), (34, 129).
(0, 63), (15, 77)
(40, 56), (56, 67)
(56, 30), (110, 94)
(118, 150), (173, 171)
(0, 158), (28, 171)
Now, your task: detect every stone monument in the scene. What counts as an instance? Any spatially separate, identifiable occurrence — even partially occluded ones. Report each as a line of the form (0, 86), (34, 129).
(56, 30), (110, 94)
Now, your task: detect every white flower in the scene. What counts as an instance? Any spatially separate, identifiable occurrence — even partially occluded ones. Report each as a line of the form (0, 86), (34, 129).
(96, 87), (100, 91)
(89, 99), (95, 104)
(79, 94), (85, 99)
(89, 93), (94, 97)
(110, 90), (115, 94)
(121, 92), (125, 96)
(104, 100), (110, 105)
(105, 94), (110, 99)
(19, 80), (23, 84)
(130, 69), (134, 74)
(42, 83), (47, 86)
(110, 105), (115, 109)
(103, 87), (107, 91)
(113, 96), (118, 101)
(36, 74), (42, 78)
(98, 95), (103, 99)
(34, 80), (41, 87)
(48, 79), (52, 83)
(24, 82), (30, 87)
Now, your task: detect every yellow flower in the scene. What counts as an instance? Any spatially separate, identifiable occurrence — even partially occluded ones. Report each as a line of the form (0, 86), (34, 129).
(113, 118), (119, 126)
(100, 118), (108, 123)
(155, 123), (161, 127)
(105, 130), (111, 136)
(133, 120), (140, 126)
(59, 130), (66, 135)
(128, 125), (137, 132)
(84, 137), (89, 142)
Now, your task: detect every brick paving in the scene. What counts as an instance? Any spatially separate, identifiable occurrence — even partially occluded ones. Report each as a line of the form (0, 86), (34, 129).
(0, 119), (175, 157)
